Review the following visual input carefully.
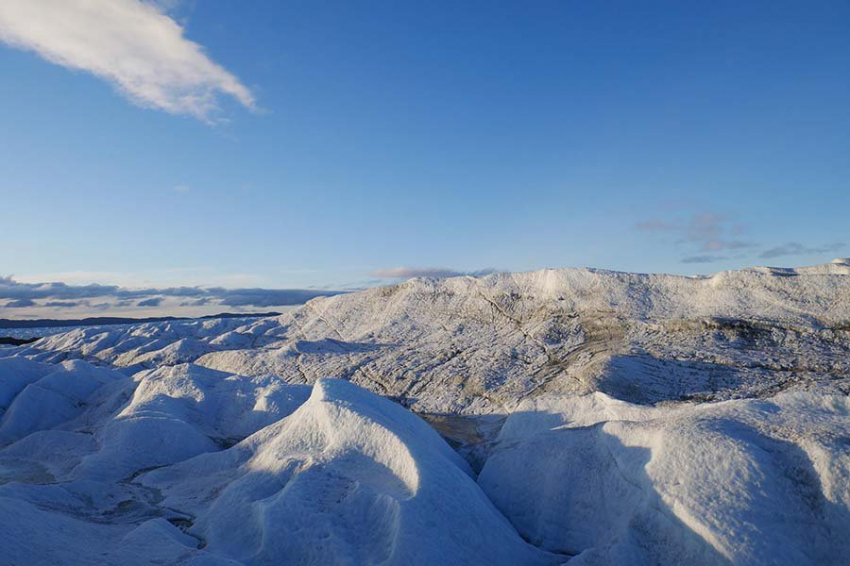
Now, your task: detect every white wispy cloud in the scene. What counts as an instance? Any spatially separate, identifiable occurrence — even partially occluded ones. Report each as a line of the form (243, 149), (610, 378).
(0, 0), (255, 122)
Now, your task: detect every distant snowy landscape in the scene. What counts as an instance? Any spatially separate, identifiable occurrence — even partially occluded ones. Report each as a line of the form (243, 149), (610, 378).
(1, 260), (849, 565)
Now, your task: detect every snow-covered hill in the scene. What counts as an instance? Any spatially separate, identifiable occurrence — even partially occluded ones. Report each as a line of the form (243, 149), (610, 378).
(16, 259), (850, 412)
(1, 260), (848, 564)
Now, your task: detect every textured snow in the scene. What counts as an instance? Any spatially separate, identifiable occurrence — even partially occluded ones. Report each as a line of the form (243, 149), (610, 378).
(0, 260), (848, 564)
(0, 365), (555, 565)
(478, 389), (850, 565)
(139, 378), (557, 565)
(16, 259), (850, 413)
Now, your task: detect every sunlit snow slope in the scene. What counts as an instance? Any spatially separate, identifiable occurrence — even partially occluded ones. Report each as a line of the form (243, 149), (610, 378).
(1, 259), (848, 565)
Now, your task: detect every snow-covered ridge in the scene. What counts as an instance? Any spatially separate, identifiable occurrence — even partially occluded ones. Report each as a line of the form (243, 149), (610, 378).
(14, 259), (850, 413)
(1, 260), (848, 564)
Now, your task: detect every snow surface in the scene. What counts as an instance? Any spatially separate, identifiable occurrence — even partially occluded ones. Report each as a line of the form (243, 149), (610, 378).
(478, 389), (850, 565)
(14, 259), (850, 413)
(0, 260), (848, 564)
(0, 365), (557, 565)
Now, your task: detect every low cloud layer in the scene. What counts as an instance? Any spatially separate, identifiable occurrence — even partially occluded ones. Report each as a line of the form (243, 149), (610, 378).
(0, 276), (341, 318)
(4, 299), (36, 308)
(371, 267), (497, 280)
(0, 0), (255, 122)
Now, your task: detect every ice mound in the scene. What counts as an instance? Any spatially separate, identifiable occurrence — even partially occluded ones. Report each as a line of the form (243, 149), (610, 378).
(0, 359), (125, 445)
(2, 261), (849, 565)
(0, 356), (55, 412)
(0, 359), (553, 565)
(478, 389), (850, 565)
(141, 378), (558, 565)
(70, 364), (312, 482)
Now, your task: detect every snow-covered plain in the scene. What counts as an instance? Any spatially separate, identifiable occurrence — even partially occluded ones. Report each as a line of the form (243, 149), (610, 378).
(1, 260), (848, 564)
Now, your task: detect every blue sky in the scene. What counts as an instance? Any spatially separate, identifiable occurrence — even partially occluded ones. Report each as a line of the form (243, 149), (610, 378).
(0, 0), (848, 317)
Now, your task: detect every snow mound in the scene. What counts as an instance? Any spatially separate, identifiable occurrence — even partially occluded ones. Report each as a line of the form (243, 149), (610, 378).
(141, 378), (558, 565)
(478, 389), (850, 565)
(1, 261), (848, 564)
(0, 361), (551, 565)
(21, 317), (255, 368)
(69, 364), (311, 482)
(0, 356), (55, 412)
(0, 360), (125, 445)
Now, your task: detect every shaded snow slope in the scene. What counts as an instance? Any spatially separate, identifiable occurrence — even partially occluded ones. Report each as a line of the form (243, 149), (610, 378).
(478, 388), (850, 565)
(0, 359), (124, 446)
(140, 378), (559, 566)
(15, 260), (850, 413)
(1, 260), (848, 565)
(0, 359), (553, 565)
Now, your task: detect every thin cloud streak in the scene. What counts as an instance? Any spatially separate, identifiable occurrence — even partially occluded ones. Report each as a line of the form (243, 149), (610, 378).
(681, 255), (729, 264)
(0, 0), (255, 122)
(759, 242), (844, 259)
(4, 299), (36, 308)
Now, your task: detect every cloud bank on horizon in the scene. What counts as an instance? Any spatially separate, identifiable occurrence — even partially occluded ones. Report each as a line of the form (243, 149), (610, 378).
(0, 267), (499, 319)
(0, 0), (255, 122)
(0, 275), (340, 319)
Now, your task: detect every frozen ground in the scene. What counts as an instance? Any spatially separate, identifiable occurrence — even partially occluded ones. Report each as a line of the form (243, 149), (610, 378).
(0, 259), (848, 564)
